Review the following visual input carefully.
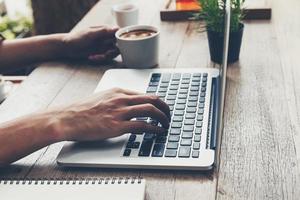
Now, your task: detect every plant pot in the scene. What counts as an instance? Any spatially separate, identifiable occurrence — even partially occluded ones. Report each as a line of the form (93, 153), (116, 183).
(207, 23), (244, 64)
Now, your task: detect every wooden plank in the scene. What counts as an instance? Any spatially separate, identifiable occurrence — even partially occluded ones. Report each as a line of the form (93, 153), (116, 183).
(216, 20), (300, 199)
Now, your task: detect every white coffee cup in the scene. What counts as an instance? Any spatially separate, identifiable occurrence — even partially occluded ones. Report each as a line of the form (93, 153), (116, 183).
(0, 76), (13, 102)
(116, 25), (159, 68)
(112, 3), (139, 28)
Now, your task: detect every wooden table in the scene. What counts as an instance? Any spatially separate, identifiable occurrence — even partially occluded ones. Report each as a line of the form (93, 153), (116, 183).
(1, 0), (300, 199)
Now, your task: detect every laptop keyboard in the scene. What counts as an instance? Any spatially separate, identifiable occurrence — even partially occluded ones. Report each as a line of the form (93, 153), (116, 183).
(123, 72), (208, 158)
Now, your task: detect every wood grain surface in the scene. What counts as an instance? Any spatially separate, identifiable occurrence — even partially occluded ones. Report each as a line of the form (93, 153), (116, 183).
(1, 0), (299, 199)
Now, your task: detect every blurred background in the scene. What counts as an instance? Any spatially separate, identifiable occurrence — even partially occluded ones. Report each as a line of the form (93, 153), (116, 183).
(0, 0), (99, 75)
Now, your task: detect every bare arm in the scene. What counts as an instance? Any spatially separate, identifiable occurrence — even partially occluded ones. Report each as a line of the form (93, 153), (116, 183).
(0, 34), (66, 72)
(0, 26), (120, 73)
(0, 88), (170, 166)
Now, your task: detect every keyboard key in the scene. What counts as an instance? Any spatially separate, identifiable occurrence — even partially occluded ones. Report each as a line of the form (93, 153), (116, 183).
(175, 104), (185, 110)
(126, 141), (140, 149)
(193, 142), (200, 150)
(182, 132), (193, 138)
(203, 73), (208, 77)
(144, 133), (156, 140)
(185, 113), (196, 119)
(190, 91), (199, 96)
(179, 89), (188, 94)
(192, 77), (201, 82)
(198, 108), (204, 114)
(196, 121), (203, 127)
(171, 122), (182, 128)
(197, 115), (203, 121)
(190, 86), (199, 91)
(201, 87), (206, 92)
(178, 94), (188, 99)
(168, 90), (177, 95)
(191, 82), (200, 86)
(160, 82), (169, 88)
(149, 81), (159, 86)
(166, 100), (175, 105)
(174, 110), (184, 116)
(187, 102), (197, 107)
(151, 74), (161, 82)
(201, 82), (207, 87)
(128, 134), (136, 142)
(184, 119), (195, 125)
(200, 92), (206, 97)
(171, 80), (180, 85)
(202, 77), (207, 82)
(183, 125), (194, 132)
(180, 84), (189, 89)
(168, 135), (180, 142)
(188, 96), (198, 101)
(165, 150), (177, 157)
(170, 128), (181, 135)
(192, 150), (200, 158)
(147, 86), (157, 93)
(138, 140), (153, 156)
(193, 73), (201, 77)
(181, 139), (192, 146)
(157, 92), (166, 98)
(194, 135), (201, 142)
(123, 149), (131, 156)
(152, 144), (165, 157)
(167, 142), (179, 149)
(172, 73), (181, 80)
(181, 79), (190, 84)
(161, 73), (171, 83)
(198, 103), (205, 108)
(170, 85), (179, 90)
(156, 136), (167, 143)
(177, 99), (187, 104)
(186, 107), (197, 113)
(199, 97), (205, 103)
(195, 128), (202, 135)
(173, 116), (183, 122)
(182, 73), (191, 79)
(158, 88), (168, 93)
(167, 95), (176, 100)
(178, 147), (191, 157)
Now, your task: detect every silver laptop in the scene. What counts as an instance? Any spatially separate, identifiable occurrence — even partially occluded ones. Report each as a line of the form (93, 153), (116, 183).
(57, 0), (231, 171)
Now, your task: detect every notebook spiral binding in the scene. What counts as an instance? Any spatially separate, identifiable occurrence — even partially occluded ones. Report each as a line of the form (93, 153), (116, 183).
(0, 177), (142, 185)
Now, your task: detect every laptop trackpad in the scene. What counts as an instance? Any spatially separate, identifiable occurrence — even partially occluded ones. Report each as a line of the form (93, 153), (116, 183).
(57, 135), (128, 163)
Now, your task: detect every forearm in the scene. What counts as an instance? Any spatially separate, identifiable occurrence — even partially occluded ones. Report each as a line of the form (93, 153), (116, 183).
(0, 110), (63, 166)
(0, 34), (67, 72)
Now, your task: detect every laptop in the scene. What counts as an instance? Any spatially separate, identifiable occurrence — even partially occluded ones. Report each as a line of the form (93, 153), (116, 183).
(57, 0), (231, 171)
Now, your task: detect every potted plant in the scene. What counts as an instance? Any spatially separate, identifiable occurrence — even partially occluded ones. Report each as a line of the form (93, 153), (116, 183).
(197, 0), (244, 64)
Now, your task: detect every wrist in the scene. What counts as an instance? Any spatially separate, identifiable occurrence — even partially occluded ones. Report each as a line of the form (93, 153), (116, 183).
(42, 33), (69, 60)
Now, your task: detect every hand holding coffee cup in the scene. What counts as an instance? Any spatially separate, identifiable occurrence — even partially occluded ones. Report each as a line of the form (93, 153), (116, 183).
(112, 3), (139, 28)
(116, 25), (159, 68)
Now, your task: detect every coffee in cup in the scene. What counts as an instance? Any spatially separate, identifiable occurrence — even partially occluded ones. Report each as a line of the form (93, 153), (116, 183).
(116, 25), (159, 68)
(119, 29), (157, 40)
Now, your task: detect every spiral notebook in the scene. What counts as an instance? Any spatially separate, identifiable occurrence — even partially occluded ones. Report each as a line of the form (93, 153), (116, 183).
(0, 177), (145, 200)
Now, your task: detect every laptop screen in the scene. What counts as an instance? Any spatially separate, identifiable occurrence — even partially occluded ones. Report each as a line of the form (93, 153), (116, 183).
(215, 0), (231, 165)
